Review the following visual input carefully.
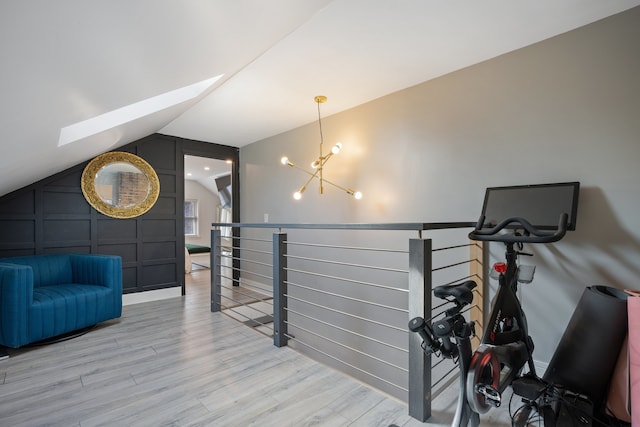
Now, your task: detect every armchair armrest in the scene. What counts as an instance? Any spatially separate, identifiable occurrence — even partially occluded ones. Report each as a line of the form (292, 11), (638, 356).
(0, 263), (33, 348)
(69, 254), (123, 317)
(69, 254), (122, 288)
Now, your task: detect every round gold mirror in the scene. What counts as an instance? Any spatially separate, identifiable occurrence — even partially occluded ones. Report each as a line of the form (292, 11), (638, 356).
(81, 151), (160, 218)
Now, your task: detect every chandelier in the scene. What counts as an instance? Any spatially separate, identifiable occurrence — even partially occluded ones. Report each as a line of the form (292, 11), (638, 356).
(280, 96), (362, 200)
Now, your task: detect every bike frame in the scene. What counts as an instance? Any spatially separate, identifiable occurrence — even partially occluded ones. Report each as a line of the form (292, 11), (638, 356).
(480, 242), (536, 387)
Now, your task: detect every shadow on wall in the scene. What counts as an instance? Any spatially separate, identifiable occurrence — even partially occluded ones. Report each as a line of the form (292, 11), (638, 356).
(538, 186), (640, 292)
(519, 186), (639, 363)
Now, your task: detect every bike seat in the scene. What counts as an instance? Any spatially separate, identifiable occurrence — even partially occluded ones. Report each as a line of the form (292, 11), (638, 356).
(433, 280), (477, 306)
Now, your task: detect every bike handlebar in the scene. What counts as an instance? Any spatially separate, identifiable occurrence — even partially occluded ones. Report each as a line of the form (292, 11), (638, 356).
(468, 213), (569, 244)
(409, 317), (440, 354)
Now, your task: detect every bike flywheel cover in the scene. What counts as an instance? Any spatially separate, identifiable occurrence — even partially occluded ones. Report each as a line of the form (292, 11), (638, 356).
(466, 345), (500, 414)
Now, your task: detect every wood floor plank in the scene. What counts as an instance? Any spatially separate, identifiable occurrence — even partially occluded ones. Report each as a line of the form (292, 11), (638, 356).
(326, 384), (387, 422)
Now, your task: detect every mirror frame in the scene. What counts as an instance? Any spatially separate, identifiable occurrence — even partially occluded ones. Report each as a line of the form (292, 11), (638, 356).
(81, 151), (160, 219)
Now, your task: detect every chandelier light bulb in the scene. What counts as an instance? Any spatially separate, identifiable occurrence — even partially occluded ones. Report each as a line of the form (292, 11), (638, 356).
(294, 185), (306, 200)
(331, 142), (342, 155)
(354, 191), (363, 200)
(311, 160), (320, 169)
(280, 156), (289, 165)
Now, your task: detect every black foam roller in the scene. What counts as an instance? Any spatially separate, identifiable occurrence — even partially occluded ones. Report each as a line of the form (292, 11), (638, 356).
(543, 285), (628, 403)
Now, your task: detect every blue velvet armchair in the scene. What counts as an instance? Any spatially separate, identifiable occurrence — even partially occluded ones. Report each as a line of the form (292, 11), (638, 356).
(0, 254), (122, 348)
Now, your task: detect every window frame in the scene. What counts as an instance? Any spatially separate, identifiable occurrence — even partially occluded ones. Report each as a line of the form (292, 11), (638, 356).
(184, 199), (199, 237)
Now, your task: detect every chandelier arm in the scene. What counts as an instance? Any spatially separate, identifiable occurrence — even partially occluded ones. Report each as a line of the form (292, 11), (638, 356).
(317, 98), (324, 155)
(287, 161), (320, 178)
(320, 152), (334, 167)
(308, 174), (357, 196)
(290, 163), (357, 196)
(297, 166), (322, 191)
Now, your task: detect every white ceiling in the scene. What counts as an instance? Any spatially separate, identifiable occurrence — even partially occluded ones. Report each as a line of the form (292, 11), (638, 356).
(185, 155), (231, 194)
(2, 0), (639, 197)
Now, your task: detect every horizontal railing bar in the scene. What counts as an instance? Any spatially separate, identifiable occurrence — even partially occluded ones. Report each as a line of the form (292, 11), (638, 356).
(286, 280), (408, 313)
(286, 268), (409, 294)
(428, 303), (477, 326)
(213, 222), (475, 231)
(217, 272), (241, 286)
(286, 240), (408, 254)
(432, 243), (473, 252)
(237, 280), (274, 296)
(432, 379), (458, 403)
(231, 247), (272, 256)
(234, 240), (469, 255)
(286, 294), (407, 333)
(431, 372), (460, 403)
(218, 298), (273, 323)
(220, 308), (272, 337)
(221, 268), (272, 282)
(218, 294), (272, 318)
(218, 246), (266, 255)
(219, 284), (274, 305)
(285, 322), (407, 373)
(286, 307), (408, 354)
(224, 256), (272, 268)
(432, 364), (459, 389)
(283, 333), (408, 393)
(231, 236), (272, 243)
(427, 310), (449, 324)
(434, 275), (475, 288)
(286, 254), (408, 274)
(432, 259), (472, 272)
(432, 357), (447, 369)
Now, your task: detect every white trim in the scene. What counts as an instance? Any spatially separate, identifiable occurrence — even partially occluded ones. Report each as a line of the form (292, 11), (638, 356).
(123, 287), (182, 306)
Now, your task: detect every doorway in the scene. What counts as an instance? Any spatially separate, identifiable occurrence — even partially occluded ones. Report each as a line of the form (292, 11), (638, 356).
(183, 154), (232, 293)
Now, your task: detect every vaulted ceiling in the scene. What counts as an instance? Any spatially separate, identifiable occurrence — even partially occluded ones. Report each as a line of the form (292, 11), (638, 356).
(2, 0), (639, 197)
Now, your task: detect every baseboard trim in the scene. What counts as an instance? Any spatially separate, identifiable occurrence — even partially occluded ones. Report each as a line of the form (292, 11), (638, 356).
(534, 359), (549, 375)
(123, 287), (182, 306)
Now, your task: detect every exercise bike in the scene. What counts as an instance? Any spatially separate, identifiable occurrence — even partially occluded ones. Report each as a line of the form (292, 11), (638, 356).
(410, 182), (583, 426)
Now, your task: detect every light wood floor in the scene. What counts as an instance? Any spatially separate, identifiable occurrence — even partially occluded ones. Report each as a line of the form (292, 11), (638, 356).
(0, 268), (513, 426)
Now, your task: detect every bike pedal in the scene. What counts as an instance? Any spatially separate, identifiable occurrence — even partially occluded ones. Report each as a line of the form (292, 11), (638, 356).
(475, 384), (501, 407)
(512, 376), (547, 400)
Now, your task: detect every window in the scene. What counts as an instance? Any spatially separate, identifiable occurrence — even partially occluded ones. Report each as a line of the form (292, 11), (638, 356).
(184, 199), (198, 236)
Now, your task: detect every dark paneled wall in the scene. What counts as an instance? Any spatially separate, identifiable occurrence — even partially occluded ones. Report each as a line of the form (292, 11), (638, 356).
(0, 133), (239, 294)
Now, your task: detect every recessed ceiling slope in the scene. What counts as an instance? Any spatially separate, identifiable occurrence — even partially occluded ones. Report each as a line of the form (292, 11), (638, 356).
(162, 0), (640, 147)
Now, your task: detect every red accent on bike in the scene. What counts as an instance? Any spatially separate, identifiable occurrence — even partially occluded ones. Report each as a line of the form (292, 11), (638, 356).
(480, 352), (500, 388)
(494, 262), (507, 273)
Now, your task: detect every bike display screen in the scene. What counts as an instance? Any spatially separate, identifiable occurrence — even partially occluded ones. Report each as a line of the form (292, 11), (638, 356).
(480, 182), (580, 231)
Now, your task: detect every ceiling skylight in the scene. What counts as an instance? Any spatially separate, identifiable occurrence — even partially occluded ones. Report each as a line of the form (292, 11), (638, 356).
(58, 75), (223, 146)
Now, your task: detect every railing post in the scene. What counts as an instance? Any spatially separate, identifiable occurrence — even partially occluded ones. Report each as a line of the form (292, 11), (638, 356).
(408, 238), (432, 422)
(211, 229), (222, 312)
(273, 232), (288, 347)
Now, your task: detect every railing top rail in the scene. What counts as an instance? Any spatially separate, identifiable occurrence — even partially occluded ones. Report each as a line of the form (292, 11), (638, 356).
(212, 222), (475, 231)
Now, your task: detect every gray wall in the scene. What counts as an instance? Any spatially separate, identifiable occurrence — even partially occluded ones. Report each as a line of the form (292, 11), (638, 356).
(240, 8), (640, 365)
